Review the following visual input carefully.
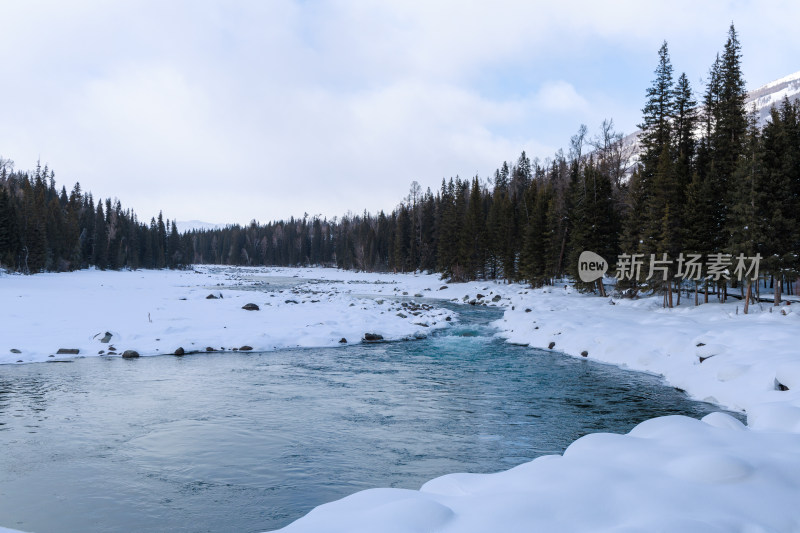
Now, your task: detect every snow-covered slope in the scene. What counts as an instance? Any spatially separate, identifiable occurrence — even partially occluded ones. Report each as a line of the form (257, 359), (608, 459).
(747, 69), (800, 124)
(620, 70), (800, 164)
(174, 220), (230, 233)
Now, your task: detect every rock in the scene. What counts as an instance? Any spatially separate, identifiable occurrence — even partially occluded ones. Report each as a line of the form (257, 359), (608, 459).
(98, 350), (105, 355)
(363, 333), (384, 342)
(174, 347), (185, 356)
(445, 316), (452, 321)
(99, 332), (112, 343)
(206, 347), (215, 352)
(48, 354), (54, 358)
(397, 312), (408, 318)
(696, 342), (706, 347)
(440, 285), (448, 290)
(16, 360), (22, 363)
(10, 348), (21, 354)
(239, 345), (253, 351)
(242, 303), (260, 311)
(122, 350), (140, 358)
(477, 294), (485, 299)
(284, 300), (299, 304)
(414, 293), (423, 298)
(492, 295), (502, 302)
(548, 342), (556, 349)
(339, 338), (347, 344)
(525, 308), (532, 313)
(581, 350), (589, 357)
(56, 348), (80, 355)
(469, 299), (477, 305)
(206, 294), (218, 299)
(775, 379), (789, 391)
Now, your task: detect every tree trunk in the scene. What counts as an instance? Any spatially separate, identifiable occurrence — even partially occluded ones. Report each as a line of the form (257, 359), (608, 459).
(704, 281), (708, 303)
(668, 280), (674, 308)
(775, 278), (782, 306)
(744, 281), (752, 314)
(694, 281), (699, 306)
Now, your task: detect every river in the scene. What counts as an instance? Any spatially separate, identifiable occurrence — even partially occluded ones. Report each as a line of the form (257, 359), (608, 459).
(0, 303), (734, 532)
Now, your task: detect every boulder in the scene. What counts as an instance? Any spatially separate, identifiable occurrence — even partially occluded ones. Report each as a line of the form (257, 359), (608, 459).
(239, 345), (253, 351)
(581, 350), (589, 357)
(242, 303), (260, 311)
(548, 341), (556, 349)
(206, 294), (218, 299)
(10, 348), (21, 354)
(284, 300), (299, 304)
(492, 295), (502, 302)
(363, 333), (384, 342)
(339, 338), (348, 344)
(206, 347), (215, 352)
(174, 347), (185, 356)
(56, 348), (80, 355)
(440, 285), (448, 290)
(122, 350), (140, 358)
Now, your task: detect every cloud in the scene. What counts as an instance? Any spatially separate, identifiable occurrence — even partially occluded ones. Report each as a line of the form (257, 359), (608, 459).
(535, 81), (590, 113)
(1, 0), (799, 224)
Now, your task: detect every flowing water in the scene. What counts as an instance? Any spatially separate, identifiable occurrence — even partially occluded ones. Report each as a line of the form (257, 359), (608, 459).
(0, 304), (735, 532)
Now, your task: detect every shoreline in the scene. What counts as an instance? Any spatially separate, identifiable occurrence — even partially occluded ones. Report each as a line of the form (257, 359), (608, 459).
(4, 265), (800, 532)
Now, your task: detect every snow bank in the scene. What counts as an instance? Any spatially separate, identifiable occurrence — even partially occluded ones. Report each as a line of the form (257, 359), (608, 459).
(0, 266), (458, 365)
(279, 413), (800, 533)
(495, 285), (800, 430)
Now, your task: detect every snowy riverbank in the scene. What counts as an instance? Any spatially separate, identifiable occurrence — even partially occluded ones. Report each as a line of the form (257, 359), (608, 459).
(3, 266), (800, 532)
(0, 266), (460, 365)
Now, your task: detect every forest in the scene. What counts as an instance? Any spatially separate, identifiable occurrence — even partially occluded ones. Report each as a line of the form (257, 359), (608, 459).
(1, 25), (798, 307)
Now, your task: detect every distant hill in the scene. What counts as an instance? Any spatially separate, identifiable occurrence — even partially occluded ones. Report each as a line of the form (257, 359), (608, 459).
(175, 220), (230, 233)
(621, 70), (800, 164)
(747, 70), (800, 124)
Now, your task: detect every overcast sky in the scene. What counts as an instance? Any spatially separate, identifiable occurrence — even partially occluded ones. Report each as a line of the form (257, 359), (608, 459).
(1, 1), (798, 225)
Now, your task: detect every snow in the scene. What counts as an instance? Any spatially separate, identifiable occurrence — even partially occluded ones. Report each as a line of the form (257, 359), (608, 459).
(0, 266), (457, 364)
(3, 266), (800, 532)
(281, 413), (800, 533)
(756, 69), (800, 92)
(174, 219), (230, 233)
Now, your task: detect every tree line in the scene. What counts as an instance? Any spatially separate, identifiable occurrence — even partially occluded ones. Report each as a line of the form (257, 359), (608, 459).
(2, 25), (798, 308)
(0, 160), (185, 272)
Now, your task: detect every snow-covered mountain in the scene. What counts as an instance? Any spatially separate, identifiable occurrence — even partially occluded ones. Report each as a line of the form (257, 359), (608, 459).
(175, 220), (230, 233)
(620, 70), (800, 165)
(746, 70), (800, 124)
